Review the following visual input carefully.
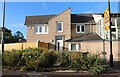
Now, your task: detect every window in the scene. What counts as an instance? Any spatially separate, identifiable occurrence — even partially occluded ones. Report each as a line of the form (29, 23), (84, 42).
(81, 26), (85, 32)
(35, 26), (48, 34)
(71, 44), (76, 51)
(112, 33), (116, 39)
(76, 25), (85, 33)
(111, 28), (116, 32)
(35, 27), (39, 33)
(45, 26), (48, 33)
(56, 22), (63, 32)
(112, 25), (115, 26)
(56, 36), (63, 40)
(69, 43), (79, 51)
(39, 26), (42, 33)
(77, 26), (80, 32)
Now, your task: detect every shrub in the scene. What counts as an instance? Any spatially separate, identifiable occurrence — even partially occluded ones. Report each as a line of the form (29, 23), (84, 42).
(55, 51), (70, 67)
(2, 48), (109, 75)
(3, 50), (22, 69)
(89, 65), (109, 75)
(39, 51), (57, 68)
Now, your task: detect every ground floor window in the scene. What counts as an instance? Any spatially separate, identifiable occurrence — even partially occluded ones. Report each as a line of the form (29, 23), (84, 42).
(71, 44), (76, 51)
(69, 43), (79, 51)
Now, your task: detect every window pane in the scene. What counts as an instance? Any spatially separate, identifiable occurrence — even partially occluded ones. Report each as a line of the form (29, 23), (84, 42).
(71, 44), (76, 51)
(39, 27), (42, 32)
(58, 23), (61, 30)
(112, 33), (116, 39)
(35, 27), (38, 33)
(57, 22), (62, 32)
(111, 28), (116, 32)
(81, 26), (85, 32)
(77, 26), (80, 32)
(45, 26), (48, 32)
(56, 36), (63, 40)
(112, 25), (115, 26)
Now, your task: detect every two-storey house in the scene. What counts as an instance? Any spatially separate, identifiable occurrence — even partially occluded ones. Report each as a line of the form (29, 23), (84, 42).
(25, 8), (100, 51)
(25, 8), (120, 52)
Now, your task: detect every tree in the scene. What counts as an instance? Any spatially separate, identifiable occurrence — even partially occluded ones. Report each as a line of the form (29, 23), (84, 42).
(0, 27), (25, 43)
(14, 31), (25, 42)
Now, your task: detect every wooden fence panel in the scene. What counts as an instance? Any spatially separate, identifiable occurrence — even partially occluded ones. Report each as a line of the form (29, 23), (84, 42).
(38, 42), (49, 49)
(0, 42), (49, 51)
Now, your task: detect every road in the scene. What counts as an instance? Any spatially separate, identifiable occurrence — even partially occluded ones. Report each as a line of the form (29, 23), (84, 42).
(2, 70), (120, 77)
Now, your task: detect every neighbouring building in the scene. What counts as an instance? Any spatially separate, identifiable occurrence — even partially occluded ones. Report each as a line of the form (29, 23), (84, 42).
(93, 13), (120, 40)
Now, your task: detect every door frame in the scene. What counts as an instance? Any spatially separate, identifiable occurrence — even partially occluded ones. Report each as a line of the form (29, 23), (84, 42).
(55, 35), (65, 50)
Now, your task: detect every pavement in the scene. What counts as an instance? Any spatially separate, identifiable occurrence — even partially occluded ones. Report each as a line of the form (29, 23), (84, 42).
(1, 70), (120, 77)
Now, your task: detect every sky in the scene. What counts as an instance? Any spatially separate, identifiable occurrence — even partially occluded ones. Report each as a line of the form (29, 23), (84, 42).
(0, 2), (119, 38)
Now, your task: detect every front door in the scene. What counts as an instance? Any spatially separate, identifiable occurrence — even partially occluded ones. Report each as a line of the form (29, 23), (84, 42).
(56, 36), (64, 51)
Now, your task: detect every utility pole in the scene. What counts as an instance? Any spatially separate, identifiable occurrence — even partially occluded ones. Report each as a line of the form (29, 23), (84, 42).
(108, 0), (113, 67)
(1, 0), (5, 53)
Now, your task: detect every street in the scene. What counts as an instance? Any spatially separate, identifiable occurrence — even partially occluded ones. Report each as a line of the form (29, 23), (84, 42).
(2, 70), (120, 77)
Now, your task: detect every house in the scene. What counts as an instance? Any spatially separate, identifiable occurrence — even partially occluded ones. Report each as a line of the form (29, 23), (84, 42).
(25, 8), (120, 66)
(25, 8), (98, 51)
(25, 8), (120, 52)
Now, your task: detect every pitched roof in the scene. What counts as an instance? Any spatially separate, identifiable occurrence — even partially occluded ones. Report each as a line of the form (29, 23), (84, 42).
(24, 15), (56, 25)
(71, 14), (96, 24)
(25, 14), (96, 25)
(65, 33), (103, 42)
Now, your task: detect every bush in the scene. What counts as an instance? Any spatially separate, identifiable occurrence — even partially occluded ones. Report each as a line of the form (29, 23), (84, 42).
(3, 50), (22, 69)
(2, 48), (109, 75)
(39, 51), (57, 68)
(89, 65), (109, 75)
(58, 51), (70, 67)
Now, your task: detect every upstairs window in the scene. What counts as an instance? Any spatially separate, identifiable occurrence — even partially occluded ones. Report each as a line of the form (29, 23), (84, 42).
(39, 26), (42, 33)
(76, 25), (85, 33)
(45, 26), (48, 33)
(56, 22), (63, 32)
(35, 26), (48, 34)
(35, 27), (39, 33)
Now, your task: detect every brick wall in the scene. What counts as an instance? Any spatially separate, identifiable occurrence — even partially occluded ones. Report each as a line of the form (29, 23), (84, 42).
(80, 40), (120, 66)
(26, 24), (49, 43)
(71, 24), (96, 38)
(48, 8), (71, 49)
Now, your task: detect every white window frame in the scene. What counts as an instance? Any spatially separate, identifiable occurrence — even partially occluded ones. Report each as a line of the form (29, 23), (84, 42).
(68, 43), (79, 51)
(76, 25), (85, 33)
(35, 25), (48, 34)
(56, 21), (63, 33)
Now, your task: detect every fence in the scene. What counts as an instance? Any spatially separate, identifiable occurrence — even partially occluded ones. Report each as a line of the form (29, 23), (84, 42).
(0, 42), (49, 51)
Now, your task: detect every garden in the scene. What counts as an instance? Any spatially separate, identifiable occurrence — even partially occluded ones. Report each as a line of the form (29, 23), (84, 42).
(2, 48), (110, 75)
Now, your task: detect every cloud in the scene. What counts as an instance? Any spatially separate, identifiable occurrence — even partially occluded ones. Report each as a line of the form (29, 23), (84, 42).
(8, 23), (25, 29)
(42, 2), (47, 8)
(10, 23), (24, 28)
(7, 23), (26, 37)
(85, 9), (94, 13)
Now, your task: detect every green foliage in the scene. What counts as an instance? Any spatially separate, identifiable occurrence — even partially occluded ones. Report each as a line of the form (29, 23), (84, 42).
(89, 65), (109, 75)
(2, 48), (109, 75)
(0, 27), (25, 43)
(3, 50), (22, 68)
(14, 31), (25, 42)
(39, 51), (57, 68)
(56, 51), (70, 67)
